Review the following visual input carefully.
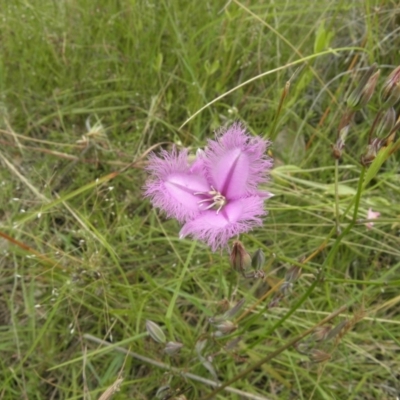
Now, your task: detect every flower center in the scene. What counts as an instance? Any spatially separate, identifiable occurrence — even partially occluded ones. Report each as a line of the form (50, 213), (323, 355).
(194, 186), (227, 214)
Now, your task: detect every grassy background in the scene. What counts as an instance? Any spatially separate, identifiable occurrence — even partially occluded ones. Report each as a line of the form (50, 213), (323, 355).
(0, 0), (400, 399)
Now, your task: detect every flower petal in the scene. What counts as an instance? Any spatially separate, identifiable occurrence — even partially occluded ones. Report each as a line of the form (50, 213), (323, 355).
(366, 208), (380, 230)
(179, 196), (266, 251)
(165, 172), (209, 209)
(144, 148), (209, 221)
(204, 123), (272, 199)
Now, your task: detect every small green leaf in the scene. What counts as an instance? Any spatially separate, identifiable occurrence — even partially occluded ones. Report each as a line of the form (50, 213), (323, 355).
(324, 184), (357, 196)
(314, 21), (333, 53)
(153, 52), (163, 73)
(204, 59), (220, 76)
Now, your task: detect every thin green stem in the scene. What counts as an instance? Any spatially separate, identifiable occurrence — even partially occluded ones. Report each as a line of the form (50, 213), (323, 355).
(245, 164), (367, 359)
(165, 241), (196, 338)
(270, 81), (290, 141)
(324, 166), (366, 271)
(334, 158), (341, 234)
(352, 166), (366, 222)
(247, 271), (321, 349)
(200, 305), (348, 400)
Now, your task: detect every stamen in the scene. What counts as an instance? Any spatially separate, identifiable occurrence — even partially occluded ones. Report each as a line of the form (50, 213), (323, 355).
(194, 186), (227, 214)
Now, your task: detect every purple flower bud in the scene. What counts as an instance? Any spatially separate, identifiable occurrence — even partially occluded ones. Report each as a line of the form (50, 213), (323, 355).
(310, 325), (332, 342)
(164, 341), (184, 355)
(294, 342), (310, 355)
(224, 336), (242, 351)
(332, 139), (347, 161)
(241, 269), (265, 279)
(375, 107), (396, 138)
(309, 349), (331, 363)
(214, 320), (237, 336)
(347, 64), (379, 110)
(195, 339), (207, 356)
(223, 298), (246, 319)
(279, 281), (293, 297)
(145, 320), (166, 344)
(381, 65), (400, 108)
(333, 113), (352, 159)
(268, 294), (283, 308)
(230, 240), (252, 274)
(209, 299), (246, 325)
(326, 320), (348, 341)
(155, 385), (171, 399)
(252, 269), (266, 279)
(285, 265), (302, 282)
(251, 249), (265, 270)
(360, 137), (383, 166)
(382, 113), (400, 147)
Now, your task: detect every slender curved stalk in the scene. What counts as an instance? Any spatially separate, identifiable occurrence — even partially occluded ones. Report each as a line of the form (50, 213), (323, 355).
(201, 305), (347, 400)
(84, 334), (271, 400)
(334, 158), (341, 234)
(324, 166), (365, 271)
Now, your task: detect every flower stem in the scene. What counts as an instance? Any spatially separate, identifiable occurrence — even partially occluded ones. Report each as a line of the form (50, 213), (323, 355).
(352, 166), (366, 222)
(201, 305), (348, 400)
(323, 166), (366, 271)
(334, 158), (341, 234)
(247, 271), (321, 349)
(165, 241), (197, 337)
(270, 81), (290, 141)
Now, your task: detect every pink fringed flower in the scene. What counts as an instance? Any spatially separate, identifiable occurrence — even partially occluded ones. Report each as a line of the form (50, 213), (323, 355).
(144, 124), (273, 251)
(366, 208), (380, 230)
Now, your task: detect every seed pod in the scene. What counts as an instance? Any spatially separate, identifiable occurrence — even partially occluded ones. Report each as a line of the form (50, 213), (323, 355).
(360, 138), (382, 166)
(251, 249), (265, 270)
(279, 281), (293, 297)
(381, 65), (400, 108)
(230, 241), (251, 274)
(332, 127), (349, 159)
(375, 107), (396, 139)
(309, 349), (331, 363)
(223, 298), (246, 320)
(347, 64), (379, 110)
(285, 265), (302, 283)
(214, 320), (237, 335)
(311, 325), (332, 342)
(164, 341), (183, 355)
(145, 320), (166, 344)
